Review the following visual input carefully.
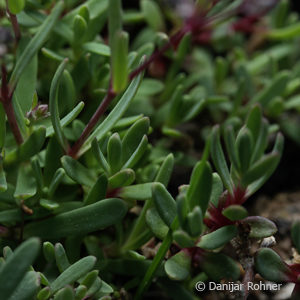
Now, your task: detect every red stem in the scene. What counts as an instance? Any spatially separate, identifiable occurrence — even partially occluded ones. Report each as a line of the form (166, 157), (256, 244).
(5, 0), (21, 42)
(68, 86), (116, 158)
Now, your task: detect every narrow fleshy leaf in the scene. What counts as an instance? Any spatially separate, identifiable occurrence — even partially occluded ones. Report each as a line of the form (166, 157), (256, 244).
(9, 1), (64, 89)
(197, 225), (238, 250)
(48, 168), (65, 198)
(55, 243), (70, 273)
(107, 133), (122, 174)
(14, 163), (37, 200)
(224, 126), (240, 171)
(209, 173), (223, 207)
(119, 183), (152, 200)
(43, 242), (55, 263)
(61, 156), (95, 187)
(50, 256), (96, 293)
(73, 15), (87, 44)
(243, 216), (277, 238)
(173, 230), (194, 248)
(186, 206), (203, 237)
(91, 139), (110, 174)
(121, 117), (150, 164)
(235, 127), (253, 174)
(211, 126), (233, 194)
(141, 0), (165, 31)
(222, 205), (248, 221)
(255, 248), (289, 282)
(84, 174), (108, 206)
(108, 169), (135, 189)
(81, 66), (144, 156)
(46, 102), (85, 137)
(8, 271), (40, 300)
(155, 153), (174, 186)
(246, 105), (262, 143)
(187, 161), (212, 213)
(122, 135), (148, 169)
(201, 253), (240, 281)
(0, 238), (40, 300)
(165, 251), (191, 281)
(242, 152), (280, 187)
(83, 42), (110, 57)
(0, 103), (5, 150)
(24, 198), (127, 239)
(146, 207), (168, 240)
(111, 31), (129, 93)
(49, 59), (69, 151)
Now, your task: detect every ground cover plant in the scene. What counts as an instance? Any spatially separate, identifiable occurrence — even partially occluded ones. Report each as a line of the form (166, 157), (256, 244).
(1, 0), (300, 299)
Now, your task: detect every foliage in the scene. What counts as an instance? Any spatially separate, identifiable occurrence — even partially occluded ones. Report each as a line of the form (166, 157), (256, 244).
(0, 0), (299, 299)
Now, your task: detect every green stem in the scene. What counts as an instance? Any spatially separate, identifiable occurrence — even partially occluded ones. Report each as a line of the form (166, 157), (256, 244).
(134, 218), (179, 300)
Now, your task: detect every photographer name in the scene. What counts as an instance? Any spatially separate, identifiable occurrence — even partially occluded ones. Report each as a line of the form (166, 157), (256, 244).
(209, 281), (282, 292)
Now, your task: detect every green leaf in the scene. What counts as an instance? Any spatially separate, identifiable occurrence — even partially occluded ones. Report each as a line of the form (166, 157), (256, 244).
(108, 0), (122, 47)
(50, 59), (69, 151)
(120, 183), (152, 200)
(292, 221), (300, 254)
(235, 127), (253, 174)
(40, 199), (60, 211)
(165, 251), (191, 281)
(73, 15), (87, 44)
(243, 216), (277, 238)
(122, 135), (148, 169)
(268, 22), (300, 40)
(24, 198), (127, 239)
(211, 126), (233, 194)
(84, 174), (108, 206)
(48, 168), (65, 198)
(50, 256), (96, 293)
(0, 160), (7, 192)
(61, 156), (95, 187)
(9, 271), (40, 300)
(146, 207), (168, 240)
(53, 286), (74, 300)
(0, 238), (40, 300)
(187, 161), (212, 213)
(83, 42), (110, 57)
(246, 105), (262, 143)
(107, 133), (122, 174)
(108, 168), (135, 189)
(46, 102), (85, 137)
(121, 117), (150, 164)
(152, 182), (177, 227)
(55, 243), (70, 273)
(19, 127), (46, 161)
(224, 126), (240, 171)
(14, 163), (36, 200)
(242, 152), (280, 187)
(80, 66), (144, 156)
(80, 270), (99, 290)
(250, 71), (290, 107)
(15, 38), (37, 114)
(155, 153), (174, 186)
(209, 173), (223, 207)
(0, 103), (5, 150)
(111, 31), (129, 93)
(9, 1), (64, 89)
(7, 0), (25, 14)
(141, 0), (165, 31)
(43, 242), (55, 263)
(201, 252), (240, 281)
(255, 248), (289, 282)
(91, 139), (110, 174)
(186, 206), (203, 237)
(197, 225), (238, 250)
(173, 230), (194, 248)
(247, 133), (284, 195)
(222, 205), (248, 221)
(37, 287), (51, 300)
